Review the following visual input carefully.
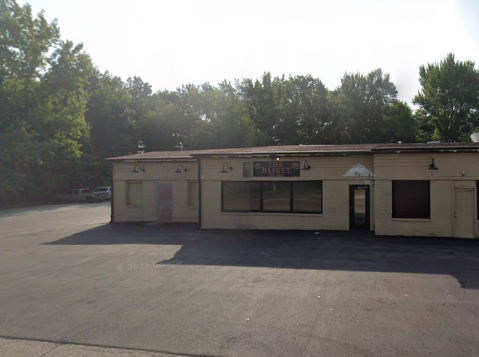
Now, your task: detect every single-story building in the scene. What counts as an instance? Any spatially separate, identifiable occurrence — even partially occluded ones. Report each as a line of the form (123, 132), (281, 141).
(106, 142), (479, 238)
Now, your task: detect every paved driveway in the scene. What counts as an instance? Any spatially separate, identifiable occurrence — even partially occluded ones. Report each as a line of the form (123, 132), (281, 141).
(1, 203), (479, 357)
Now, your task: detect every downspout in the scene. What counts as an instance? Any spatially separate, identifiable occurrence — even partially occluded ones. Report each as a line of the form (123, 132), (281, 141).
(110, 162), (114, 223)
(197, 158), (202, 229)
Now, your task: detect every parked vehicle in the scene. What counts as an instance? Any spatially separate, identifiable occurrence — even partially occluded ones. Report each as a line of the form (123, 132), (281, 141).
(90, 186), (111, 202)
(56, 189), (93, 203)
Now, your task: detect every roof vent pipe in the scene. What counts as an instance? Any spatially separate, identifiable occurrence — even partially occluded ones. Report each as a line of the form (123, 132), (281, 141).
(471, 132), (479, 142)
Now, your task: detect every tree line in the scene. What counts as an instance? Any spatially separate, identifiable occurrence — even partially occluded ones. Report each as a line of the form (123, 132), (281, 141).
(1, 0), (479, 205)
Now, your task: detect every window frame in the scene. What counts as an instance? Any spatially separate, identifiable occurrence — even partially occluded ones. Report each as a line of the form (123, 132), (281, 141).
(221, 181), (323, 214)
(392, 180), (430, 219)
(126, 181), (143, 207)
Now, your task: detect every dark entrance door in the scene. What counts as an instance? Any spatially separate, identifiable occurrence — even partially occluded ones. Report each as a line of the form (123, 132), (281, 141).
(349, 185), (370, 230)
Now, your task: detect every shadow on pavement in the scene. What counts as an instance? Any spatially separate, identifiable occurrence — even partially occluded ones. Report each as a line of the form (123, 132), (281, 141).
(45, 223), (479, 289)
(0, 202), (109, 217)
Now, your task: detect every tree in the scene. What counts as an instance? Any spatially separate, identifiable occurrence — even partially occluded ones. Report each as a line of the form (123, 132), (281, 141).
(141, 92), (185, 150)
(239, 73), (281, 145)
(86, 72), (138, 156)
(379, 101), (417, 143)
(284, 75), (331, 145)
(186, 81), (256, 149)
(331, 69), (400, 143)
(414, 108), (435, 142)
(413, 53), (479, 142)
(0, 0), (60, 203)
(239, 73), (334, 145)
(0, 0), (95, 204)
(40, 40), (93, 160)
(1, 0), (428, 206)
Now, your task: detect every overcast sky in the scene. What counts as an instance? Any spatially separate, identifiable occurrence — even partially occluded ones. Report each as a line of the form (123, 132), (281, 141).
(24, 0), (479, 104)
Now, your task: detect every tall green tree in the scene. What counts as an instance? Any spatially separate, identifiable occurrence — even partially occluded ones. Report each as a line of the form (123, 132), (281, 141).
(379, 101), (417, 143)
(239, 73), (335, 145)
(40, 40), (93, 160)
(330, 68), (415, 143)
(0, 0), (94, 204)
(413, 53), (479, 142)
(85, 72), (137, 156)
(0, 0), (59, 203)
(141, 92), (185, 150)
(239, 73), (281, 145)
(186, 81), (256, 149)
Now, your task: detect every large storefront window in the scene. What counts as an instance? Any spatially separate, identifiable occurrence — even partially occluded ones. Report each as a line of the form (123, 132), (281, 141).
(222, 181), (322, 213)
(263, 182), (291, 211)
(222, 182), (261, 211)
(392, 180), (430, 219)
(293, 181), (323, 213)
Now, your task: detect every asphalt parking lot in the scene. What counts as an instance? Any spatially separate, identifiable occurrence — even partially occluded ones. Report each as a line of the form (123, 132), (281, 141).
(1, 203), (479, 357)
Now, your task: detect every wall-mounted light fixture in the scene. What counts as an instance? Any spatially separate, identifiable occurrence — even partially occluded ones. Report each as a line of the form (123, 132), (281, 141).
(301, 160), (311, 170)
(269, 155), (279, 161)
(220, 162), (233, 173)
(428, 158), (439, 171)
(175, 164), (187, 173)
(132, 164), (145, 173)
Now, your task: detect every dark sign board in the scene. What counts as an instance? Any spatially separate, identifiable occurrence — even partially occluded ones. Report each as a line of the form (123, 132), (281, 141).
(253, 161), (300, 177)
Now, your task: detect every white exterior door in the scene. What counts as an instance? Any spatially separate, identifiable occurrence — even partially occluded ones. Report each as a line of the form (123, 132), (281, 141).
(454, 188), (476, 238)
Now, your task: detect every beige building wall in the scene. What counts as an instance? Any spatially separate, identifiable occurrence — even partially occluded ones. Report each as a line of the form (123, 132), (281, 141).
(374, 153), (479, 238)
(111, 151), (478, 238)
(200, 155), (375, 230)
(112, 161), (198, 223)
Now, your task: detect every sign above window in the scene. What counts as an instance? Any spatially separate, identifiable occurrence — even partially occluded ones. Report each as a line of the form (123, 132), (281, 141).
(253, 161), (300, 177)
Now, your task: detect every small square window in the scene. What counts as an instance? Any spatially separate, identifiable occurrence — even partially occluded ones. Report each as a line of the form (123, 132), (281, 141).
(392, 180), (430, 219)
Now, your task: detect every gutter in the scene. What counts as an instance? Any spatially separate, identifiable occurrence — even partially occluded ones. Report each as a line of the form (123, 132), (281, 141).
(372, 149), (479, 154)
(110, 162), (114, 223)
(190, 152), (368, 158)
(190, 148), (479, 158)
(106, 158), (197, 163)
(197, 158), (202, 229)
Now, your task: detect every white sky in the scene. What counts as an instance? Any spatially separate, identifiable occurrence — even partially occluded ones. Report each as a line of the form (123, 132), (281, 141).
(24, 0), (479, 104)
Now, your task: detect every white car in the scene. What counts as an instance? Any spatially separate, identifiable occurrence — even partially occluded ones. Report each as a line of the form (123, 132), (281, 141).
(57, 189), (93, 203)
(91, 186), (111, 202)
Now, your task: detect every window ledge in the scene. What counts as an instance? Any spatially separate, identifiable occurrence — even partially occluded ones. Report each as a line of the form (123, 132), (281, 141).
(221, 212), (323, 217)
(392, 218), (431, 222)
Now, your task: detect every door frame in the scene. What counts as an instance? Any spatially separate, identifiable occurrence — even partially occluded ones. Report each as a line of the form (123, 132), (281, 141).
(349, 185), (370, 231)
(452, 186), (477, 238)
